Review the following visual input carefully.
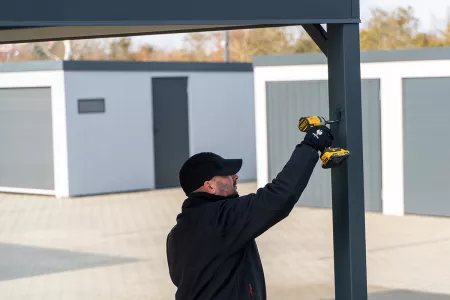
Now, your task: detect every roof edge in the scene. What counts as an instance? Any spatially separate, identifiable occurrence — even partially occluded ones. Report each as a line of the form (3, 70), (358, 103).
(0, 60), (64, 72)
(63, 60), (253, 72)
(252, 47), (450, 66)
(0, 60), (254, 73)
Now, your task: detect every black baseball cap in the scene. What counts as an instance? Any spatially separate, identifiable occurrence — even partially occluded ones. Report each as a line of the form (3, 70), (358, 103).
(179, 152), (242, 195)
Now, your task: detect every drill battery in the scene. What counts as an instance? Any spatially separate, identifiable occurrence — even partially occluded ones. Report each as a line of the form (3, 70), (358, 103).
(320, 147), (350, 169)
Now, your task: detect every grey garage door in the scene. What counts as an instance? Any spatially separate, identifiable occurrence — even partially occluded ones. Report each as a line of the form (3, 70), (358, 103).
(403, 77), (450, 217)
(0, 87), (54, 190)
(266, 79), (382, 212)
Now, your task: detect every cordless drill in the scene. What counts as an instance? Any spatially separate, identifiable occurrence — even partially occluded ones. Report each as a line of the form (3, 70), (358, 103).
(298, 116), (350, 169)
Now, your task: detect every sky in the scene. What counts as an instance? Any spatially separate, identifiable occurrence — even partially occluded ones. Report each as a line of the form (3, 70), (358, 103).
(130, 0), (449, 50)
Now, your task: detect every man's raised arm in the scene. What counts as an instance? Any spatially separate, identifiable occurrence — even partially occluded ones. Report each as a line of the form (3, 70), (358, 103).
(216, 125), (334, 247)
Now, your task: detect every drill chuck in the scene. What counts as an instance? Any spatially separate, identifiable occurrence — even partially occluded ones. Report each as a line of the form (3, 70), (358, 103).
(298, 116), (327, 132)
(298, 116), (340, 132)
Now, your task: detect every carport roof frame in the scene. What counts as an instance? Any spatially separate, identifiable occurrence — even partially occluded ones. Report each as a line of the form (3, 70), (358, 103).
(0, 60), (253, 73)
(0, 0), (360, 43)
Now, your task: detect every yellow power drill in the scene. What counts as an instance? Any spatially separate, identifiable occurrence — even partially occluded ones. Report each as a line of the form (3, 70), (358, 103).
(298, 116), (350, 169)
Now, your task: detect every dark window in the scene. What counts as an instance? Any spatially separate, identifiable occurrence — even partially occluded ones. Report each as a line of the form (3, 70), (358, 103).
(78, 98), (105, 114)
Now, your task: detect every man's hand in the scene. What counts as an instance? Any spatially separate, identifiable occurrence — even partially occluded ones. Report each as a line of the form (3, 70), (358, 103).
(301, 125), (333, 152)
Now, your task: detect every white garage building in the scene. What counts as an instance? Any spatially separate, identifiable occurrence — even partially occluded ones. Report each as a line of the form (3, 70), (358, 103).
(252, 47), (450, 217)
(0, 60), (256, 198)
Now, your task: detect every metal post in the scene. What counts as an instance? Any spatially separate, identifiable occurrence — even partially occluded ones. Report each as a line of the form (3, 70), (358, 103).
(224, 30), (229, 62)
(64, 40), (72, 60)
(326, 23), (368, 300)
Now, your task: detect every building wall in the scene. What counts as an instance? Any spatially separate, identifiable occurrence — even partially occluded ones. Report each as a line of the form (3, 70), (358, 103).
(64, 71), (154, 196)
(0, 70), (69, 197)
(64, 70), (255, 196)
(253, 59), (450, 216)
(187, 72), (256, 182)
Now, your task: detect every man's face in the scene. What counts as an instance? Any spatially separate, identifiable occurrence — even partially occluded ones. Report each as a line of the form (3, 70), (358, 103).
(210, 174), (239, 197)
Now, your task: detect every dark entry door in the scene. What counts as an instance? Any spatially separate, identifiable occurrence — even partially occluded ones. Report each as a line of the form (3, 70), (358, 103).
(152, 77), (190, 189)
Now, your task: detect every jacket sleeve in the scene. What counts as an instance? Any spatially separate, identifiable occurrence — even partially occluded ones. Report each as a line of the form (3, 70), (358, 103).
(214, 143), (319, 249)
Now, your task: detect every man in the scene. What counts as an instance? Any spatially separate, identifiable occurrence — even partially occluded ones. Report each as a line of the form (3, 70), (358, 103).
(166, 124), (334, 300)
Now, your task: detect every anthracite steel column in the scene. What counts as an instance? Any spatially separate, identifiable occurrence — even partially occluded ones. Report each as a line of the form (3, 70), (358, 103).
(326, 23), (368, 300)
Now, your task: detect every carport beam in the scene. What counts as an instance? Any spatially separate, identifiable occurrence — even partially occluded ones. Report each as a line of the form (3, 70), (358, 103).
(302, 24), (328, 57)
(327, 23), (368, 300)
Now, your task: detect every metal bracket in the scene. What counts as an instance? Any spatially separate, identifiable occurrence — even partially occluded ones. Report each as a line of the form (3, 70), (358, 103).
(327, 105), (342, 124)
(302, 24), (328, 57)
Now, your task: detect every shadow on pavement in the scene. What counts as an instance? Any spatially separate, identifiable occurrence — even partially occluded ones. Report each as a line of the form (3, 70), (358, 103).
(268, 283), (450, 300)
(0, 242), (139, 282)
(368, 289), (450, 300)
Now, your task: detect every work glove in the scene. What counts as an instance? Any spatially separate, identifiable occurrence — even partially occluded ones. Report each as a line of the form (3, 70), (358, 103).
(301, 125), (334, 152)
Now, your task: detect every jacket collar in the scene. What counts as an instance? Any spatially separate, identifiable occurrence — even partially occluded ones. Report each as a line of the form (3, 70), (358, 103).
(181, 192), (239, 211)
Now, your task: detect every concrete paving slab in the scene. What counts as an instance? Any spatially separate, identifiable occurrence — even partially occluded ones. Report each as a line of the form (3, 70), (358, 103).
(0, 182), (448, 299)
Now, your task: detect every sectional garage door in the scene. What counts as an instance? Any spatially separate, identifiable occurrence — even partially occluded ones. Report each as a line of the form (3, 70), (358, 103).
(403, 78), (450, 217)
(0, 88), (54, 191)
(266, 79), (382, 212)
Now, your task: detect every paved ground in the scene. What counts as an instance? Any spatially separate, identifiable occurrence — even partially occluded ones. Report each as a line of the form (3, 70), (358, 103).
(0, 182), (449, 300)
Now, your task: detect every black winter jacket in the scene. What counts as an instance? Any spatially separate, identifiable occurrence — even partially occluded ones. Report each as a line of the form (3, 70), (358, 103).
(166, 143), (319, 300)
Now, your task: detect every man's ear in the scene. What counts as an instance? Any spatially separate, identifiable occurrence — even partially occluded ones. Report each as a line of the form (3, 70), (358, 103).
(203, 180), (215, 194)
